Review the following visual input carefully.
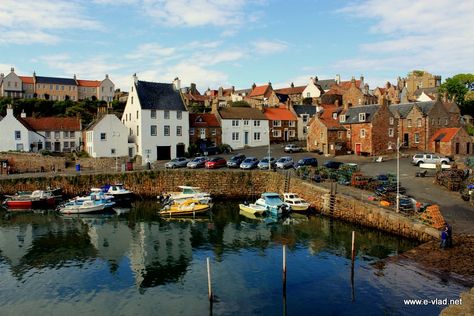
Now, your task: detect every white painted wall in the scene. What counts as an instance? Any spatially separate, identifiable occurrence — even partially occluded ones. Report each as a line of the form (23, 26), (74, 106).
(98, 76), (115, 102)
(0, 69), (23, 98)
(87, 114), (128, 158)
(302, 78), (322, 99)
(221, 119), (269, 150)
(121, 77), (141, 159)
(0, 108), (32, 151)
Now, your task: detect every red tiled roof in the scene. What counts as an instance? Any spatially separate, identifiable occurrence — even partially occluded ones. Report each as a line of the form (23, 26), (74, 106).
(248, 85), (269, 97)
(264, 106), (297, 121)
(189, 113), (220, 127)
(77, 80), (101, 87)
(338, 80), (361, 90)
(319, 105), (344, 129)
(223, 88), (233, 97)
(275, 86), (305, 95)
(325, 85), (346, 95)
(184, 93), (209, 102)
(21, 117), (81, 131)
(19, 76), (34, 84)
(429, 128), (460, 143)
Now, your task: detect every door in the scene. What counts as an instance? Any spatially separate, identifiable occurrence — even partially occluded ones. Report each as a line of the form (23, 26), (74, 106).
(54, 142), (61, 152)
(244, 131), (249, 145)
(435, 141), (440, 153)
(176, 143), (185, 157)
(157, 146), (171, 160)
(355, 143), (361, 155)
(284, 129), (288, 142)
(455, 143), (460, 154)
(403, 133), (409, 147)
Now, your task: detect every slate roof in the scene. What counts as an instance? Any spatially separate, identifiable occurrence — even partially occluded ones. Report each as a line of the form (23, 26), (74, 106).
(429, 128), (461, 143)
(190, 113), (220, 127)
(389, 101), (437, 118)
(293, 104), (317, 116)
(414, 87), (439, 97)
(21, 117), (82, 131)
(35, 76), (77, 85)
(86, 113), (120, 131)
(342, 104), (379, 124)
(264, 106), (297, 121)
(317, 79), (336, 91)
(218, 107), (267, 120)
(136, 80), (186, 111)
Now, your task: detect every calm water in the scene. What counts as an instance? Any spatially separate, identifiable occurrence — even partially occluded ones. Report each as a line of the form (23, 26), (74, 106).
(0, 201), (467, 316)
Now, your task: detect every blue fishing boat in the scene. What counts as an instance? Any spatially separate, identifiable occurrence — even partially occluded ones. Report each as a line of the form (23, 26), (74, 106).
(255, 193), (290, 216)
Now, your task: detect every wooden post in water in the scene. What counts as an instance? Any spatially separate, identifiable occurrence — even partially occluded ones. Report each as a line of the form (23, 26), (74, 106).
(351, 231), (355, 302)
(282, 244), (287, 295)
(207, 257), (213, 303)
(351, 231), (355, 262)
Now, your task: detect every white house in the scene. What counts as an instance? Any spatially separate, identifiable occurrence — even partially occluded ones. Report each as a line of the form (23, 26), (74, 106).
(0, 105), (43, 152)
(217, 107), (269, 149)
(84, 113), (128, 158)
(301, 77), (325, 99)
(0, 67), (23, 98)
(121, 75), (189, 163)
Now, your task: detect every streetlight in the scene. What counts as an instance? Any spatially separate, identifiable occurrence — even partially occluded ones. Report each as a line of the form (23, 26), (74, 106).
(396, 136), (400, 213)
(267, 127), (272, 171)
(112, 131), (120, 172)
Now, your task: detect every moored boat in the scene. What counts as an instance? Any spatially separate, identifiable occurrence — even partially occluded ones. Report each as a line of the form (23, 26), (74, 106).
(158, 186), (212, 205)
(4, 190), (58, 210)
(283, 193), (310, 212)
(158, 198), (211, 216)
(99, 184), (134, 200)
(59, 199), (115, 214)
(239, 203), (267, 216)
(255, 192), (291, 216)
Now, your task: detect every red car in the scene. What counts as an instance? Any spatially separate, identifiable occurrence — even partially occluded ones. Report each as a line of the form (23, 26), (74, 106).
(205, 157), (227, 169)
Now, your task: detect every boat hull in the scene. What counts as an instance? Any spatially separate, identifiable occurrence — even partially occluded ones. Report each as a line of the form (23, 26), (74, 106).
(239, 204), (267, 216)
(288, 204), (310, 212)
(5, 196), (56, 210)
(159, 203), (210, 216)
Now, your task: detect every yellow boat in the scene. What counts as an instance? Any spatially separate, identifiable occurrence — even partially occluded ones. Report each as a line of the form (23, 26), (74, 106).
(283, 193), (310, 212)
(159, 199), (211, 216)
(239, 203), (267, 216)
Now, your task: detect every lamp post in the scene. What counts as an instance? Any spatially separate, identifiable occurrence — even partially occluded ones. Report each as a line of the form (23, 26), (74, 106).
(396, 136), (400, 213)
(267, 127), (272, 171)
(112, 131), (120, 172)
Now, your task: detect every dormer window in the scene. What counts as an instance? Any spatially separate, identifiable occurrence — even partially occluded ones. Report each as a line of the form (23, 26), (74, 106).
(339, 115), (346, 122)
(196, 116), (203, 123)
(358, 113), (366, 122)
(332, 112), (337, 120)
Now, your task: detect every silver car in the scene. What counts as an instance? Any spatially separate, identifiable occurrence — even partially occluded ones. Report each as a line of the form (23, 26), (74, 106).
(187, 156), (207, 169)
(257, 157), (276, 170)
(240, 157), (259, 170)
(411, 153), (450, 166)
(165, 157), (190, 169)
(276, 156), (294, 169)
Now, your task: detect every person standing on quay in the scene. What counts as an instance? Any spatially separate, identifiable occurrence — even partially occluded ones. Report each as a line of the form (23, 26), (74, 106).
(440, 228), (448, 249)
(445, 222), (453, 248)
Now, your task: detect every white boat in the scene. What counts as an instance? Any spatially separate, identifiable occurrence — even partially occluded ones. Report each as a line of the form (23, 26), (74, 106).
(283, 193), (310, 212)
(59, 199), (115, 214)
(239, 203), (267, 216)
(255, 192), (291, 216)
(100, 184), (134, 198)
(159, 186), (212, 204)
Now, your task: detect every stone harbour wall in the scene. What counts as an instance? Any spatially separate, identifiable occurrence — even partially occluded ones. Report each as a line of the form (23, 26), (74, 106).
(0, 170), (438, 241)
(0, 152), (66, 174)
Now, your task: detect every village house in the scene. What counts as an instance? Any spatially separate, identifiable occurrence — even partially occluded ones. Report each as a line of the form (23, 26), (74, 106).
(189, 113), (222, 151)
(181, 83), (210, 108)
(307, 105), (347, 155)
(263, 105), (298, 143)
(274, 83), (306, 104)
(291, 104), (318, 140)
(216, 106), (269, 150)
(342, 77), (377, 107)
(301, 77), (325, 103)
(205, 86), (234, 107)
(0, 68), (23, 98)
(373, 82), (401, 105)
(398, 70), (441, 101)
(245, 83), (280, 108)
(121, 75), (189, 163)
(0, 105), (43, 152)
(231, 88), (251, 102)
(390, 100), (460, 151)
(84, 113), (128, 158)
(428, 127), (473, 157)
(77, 74), (115, 102)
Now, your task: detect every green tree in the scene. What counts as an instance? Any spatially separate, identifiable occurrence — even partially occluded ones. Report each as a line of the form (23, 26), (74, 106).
(229, 100), (250, 107)
(439, 77), (468, 105)
(453, 73), (474, 90)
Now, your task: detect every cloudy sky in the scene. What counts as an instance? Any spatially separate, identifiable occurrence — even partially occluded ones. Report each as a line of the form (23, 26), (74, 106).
(0, 0), (472, 92)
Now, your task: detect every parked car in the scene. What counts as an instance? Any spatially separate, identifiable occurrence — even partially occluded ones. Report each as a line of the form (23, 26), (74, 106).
(165, 157), (190, 169)
(187, 156), (207, 169)
(240, 157), (259, 170)
(411, 153), (450, 166)
(257, 157), (276, 170)
(284, 144), (302, 153)
(205, 157), (227, 169)
(294, 157), (318, 169)
(276, 157), (294, 169)
(323, 160), (344, 169)
(227, 154), (246, 168)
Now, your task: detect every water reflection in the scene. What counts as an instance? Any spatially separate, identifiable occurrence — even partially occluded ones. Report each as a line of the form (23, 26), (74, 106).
(0, 201), (466, 315)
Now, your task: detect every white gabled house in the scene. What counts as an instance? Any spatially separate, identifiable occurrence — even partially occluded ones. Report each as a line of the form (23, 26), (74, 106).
(301, 77), (325, 99)
(0, 105), (44, 152)
(84, 113), (128, 158)
(121, 75), (189, 163)
(216, 107), (269, 149)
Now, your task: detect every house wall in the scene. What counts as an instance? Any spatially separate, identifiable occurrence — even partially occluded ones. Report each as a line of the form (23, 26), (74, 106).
(35, 82), (78, 101)
(269, 120), (298, 143)
(0, 71), (23, 98)
(221, 119), (269, 149)
(429, 128), (472, 156)
(370, 104), (397, 156)
(121, 80), (141, 159)
(38, 129), (80, 152)
(86, 114), (128, 158)
(345, 122), (373, 155)
(189, 126), (222, 147)
(98, 78), (115, 102)
(302, 81), (322, 99)
(23, 83), (35, 99)
(307, 118), (328, 153)
(0, 109), (33, 152)
(78, 86), (98, 100)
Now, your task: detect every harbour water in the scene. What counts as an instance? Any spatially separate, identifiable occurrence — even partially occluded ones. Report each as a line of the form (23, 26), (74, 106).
(0, 201), (467, 315)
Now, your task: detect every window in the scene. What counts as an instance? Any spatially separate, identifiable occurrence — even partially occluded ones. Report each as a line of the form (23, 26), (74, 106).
(164, 110), (170, 119)
(14, 130), (21, 140)
(358, 113), (366, 121)
(45, 142), (51, 150)
(232, 132), (239, 141)
(55, 131), (60, 138)
(273, 120), (281, 127)
(151, 110), (156, 119)
(70, 141), (75, 148)
(45, 131), (51, 138)
(211, 129), (216, 136)
(338, 131), (344, 139)
(190, 128), (195, 136)
(70, 131), (75, 138)
(273, 130), (281, 137)
(431, 118), (435, 125)
(254, 132), (261, 141)
(111, 149), (116, 155)
(151, 125), (157, 136)
(232, 120), (239, 126)
(438, 118), (441, 126)
(164, 125), (170, 136)
(100, 132), (106, 140)
(200, 128), (206, 137)
(16, 144), (24, 151)
(388, 128), (394, 137)
(131, 96), (133, 104)
(332, 112), (337, 120)
(303, 126), (308, 134)
(417, 118), (422, 127)
(64, 142), (69, 148)
(136, 125), (139, 136)
(320, 132), (324, 140)
(289, 130), (295, 137)
(177, 111), (182, 120)
(407, 119), (412, 127)
(389, 117), (394, 125)
(360, 129), (366, 138)
(63, 131), (69, 138)
(302, 114), (309, 124)
(339, 115), (346, 122)
(307, 92), (310, 97)
(61, 85), (64, 90)
(445, 118), (449, 126)
(347, 130), (351, 137)
(176, 126), (182, 136)
(414, 133), (420, 143)
(289, 121), (295, 127)
(136, 111), (139, 119)
(243, 120), (249, 126)
(254, 120), (261, 127)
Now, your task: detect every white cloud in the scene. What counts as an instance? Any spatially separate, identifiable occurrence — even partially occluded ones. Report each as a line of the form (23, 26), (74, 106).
(338, 0), (474, 76)
(125, 43), (176, 60)
(252, 40), (288, 55)
(0, 0), (101, 45)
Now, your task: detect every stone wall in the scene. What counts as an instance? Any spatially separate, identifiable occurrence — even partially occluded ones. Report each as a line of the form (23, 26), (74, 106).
(0, 170), (438, 241)
(0, 152), (66, 174)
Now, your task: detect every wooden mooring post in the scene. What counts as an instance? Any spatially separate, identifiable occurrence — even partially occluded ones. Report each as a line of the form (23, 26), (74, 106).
(207, 257), (213, 303)
(282, 244), (287, 295)
(351, 231), (355, 302)
(351, 231), (355, 262)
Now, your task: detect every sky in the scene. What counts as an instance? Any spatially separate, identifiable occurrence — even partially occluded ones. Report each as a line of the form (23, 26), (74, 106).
(0, 0), (473, 92)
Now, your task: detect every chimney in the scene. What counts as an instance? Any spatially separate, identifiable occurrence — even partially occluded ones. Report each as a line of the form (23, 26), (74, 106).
(335, 99), (340, 107)
(190, 83), (196, 93)
(105, 74), (109, 79)
(218, 87), (223, 97)
(10, 67), (14, 73)
(231, 86), (235, 93)
(290, 82), (294, 88)
(133, 73), (138, 84)
(335, 74), (341, 84)
(0, 73), (3, 80)
(350, 76), (356, 87)
(20, 109), (26, 118)
(359, 75), (364, 87)
(252, 83), (256, 90)
(7, 104), (13, 116)
(211, 99), (218, 115)
(314, 76), (319, 83)
(173, 77), (180, 91)
(378, 94), (387, 106)
(268, 81), (272, 88)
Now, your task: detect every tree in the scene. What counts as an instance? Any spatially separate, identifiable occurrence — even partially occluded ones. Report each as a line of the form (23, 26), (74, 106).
(439, 77), (468, 105)
(229, 100), (250, 107)
(453, 73), (474, 90)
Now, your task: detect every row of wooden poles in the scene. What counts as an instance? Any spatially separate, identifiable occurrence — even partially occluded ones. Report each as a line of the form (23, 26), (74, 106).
(206, 231), (357, 311)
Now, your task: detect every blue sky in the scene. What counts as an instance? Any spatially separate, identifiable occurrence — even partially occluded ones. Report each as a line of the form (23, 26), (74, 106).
(1, 0), (472, 92)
